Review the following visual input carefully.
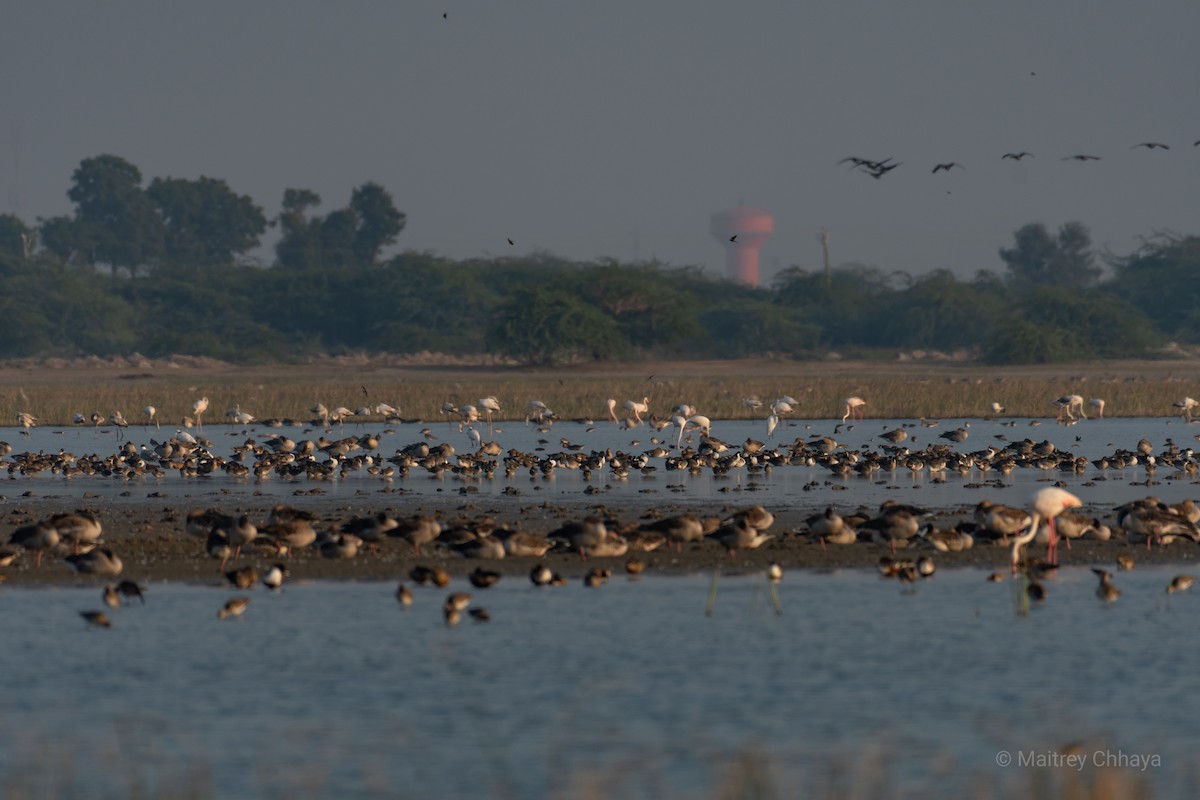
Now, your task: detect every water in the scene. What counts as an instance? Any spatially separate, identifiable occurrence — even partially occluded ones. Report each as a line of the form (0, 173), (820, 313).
(4, 415), (1200, 513)
(1, 569), (1197, 798)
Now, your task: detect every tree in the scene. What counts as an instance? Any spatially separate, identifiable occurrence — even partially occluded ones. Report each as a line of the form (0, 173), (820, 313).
(0, 214), (35, 258)
(147, 176), (267, 267)
(489, 286), (624, 364)
(66, 154), (165, 276)
(349, 182), (405, 267)
(999, 222), (1099, 288)
(275, 188), (323, 270)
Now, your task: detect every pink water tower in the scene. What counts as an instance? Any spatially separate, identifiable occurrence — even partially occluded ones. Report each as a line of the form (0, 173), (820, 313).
(710, 205), (774, 288)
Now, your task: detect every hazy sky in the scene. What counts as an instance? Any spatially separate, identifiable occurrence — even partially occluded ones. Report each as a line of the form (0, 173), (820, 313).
(3, 2), (1198, 283)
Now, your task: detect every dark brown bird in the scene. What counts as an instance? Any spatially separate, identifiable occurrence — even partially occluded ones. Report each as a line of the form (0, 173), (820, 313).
(506, 238), (514, 245)
(931, 162), (964, 173)
(1062, 154), (1101, 161)
(1132, 142), (1169, 150)
(729, 235), (737, 242)
(468, 567), (501, 589)
(80, 610), (112, 628)
(116, 580), (146, 603)
(1001, 152), (1033, 160)
(468, 608), (491, 623)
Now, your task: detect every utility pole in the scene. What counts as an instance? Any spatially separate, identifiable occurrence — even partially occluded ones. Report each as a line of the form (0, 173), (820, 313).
(819, 227), (831, 285)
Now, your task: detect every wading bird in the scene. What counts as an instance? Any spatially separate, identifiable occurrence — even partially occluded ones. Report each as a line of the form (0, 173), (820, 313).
(1011, 487), (1082, 572)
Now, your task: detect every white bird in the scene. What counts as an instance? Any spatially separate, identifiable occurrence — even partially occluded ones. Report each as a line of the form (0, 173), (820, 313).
(623, 397), (650, 426)
(989, 401), (1005, 416)
(1088, 398), (1105, 419)
(1053, 394), (1085, 423)
(478, 397), (502, 431)
(766, 413), (780, 439)
(1011, 487), (1082, 572)
(743, 397), (763, 411)
(466, 426), (482, 450)
(192, 396), (210, 430)
(769, 398), (794, 416)
(374, 402), (399, 418)
(1174, 397), (1197, 421)
(842, 396), (867, 422)
(143, 405), (159, 429)
(16, 412), (35, 435)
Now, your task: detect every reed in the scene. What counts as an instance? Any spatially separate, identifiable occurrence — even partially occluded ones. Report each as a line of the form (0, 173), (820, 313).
(0, 357), (1199, 427)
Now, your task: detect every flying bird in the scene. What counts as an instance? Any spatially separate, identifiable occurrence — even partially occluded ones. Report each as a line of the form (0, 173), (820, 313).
(729, 235), (737, 243)
(931, 162), (964, 173)
(506, 238), (514, 245)
(1001, 152), (1033, 160)
(1131, 142), (1169, 150)
(1062, 154), (1101, 161)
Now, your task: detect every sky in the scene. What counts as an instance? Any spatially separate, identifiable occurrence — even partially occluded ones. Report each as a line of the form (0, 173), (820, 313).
(3, 1), (1198, 284)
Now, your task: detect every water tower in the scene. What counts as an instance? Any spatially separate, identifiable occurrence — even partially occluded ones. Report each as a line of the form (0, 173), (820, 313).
(710, 205), (774, 288)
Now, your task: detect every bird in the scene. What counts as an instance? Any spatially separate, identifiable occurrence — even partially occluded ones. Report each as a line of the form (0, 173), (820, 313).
(1001, 152), (1034, 160)
(218, 597), (250, 619)
(842, 396), (866, 422)
(396, 583), (413, 607)
(931, 162), (964, 173)
(1092, 568), (1121, 602)
(506, 238), (514, 245)
(102, 584), (121, 608)
(622, 397), (650, 426)
(1167, 575), (1195, 594)
(108, 411), (129, 438)
(225, 566), (258, 589)
(80, 611), (112, 628)
(116, 580), (146, 603)
(989, 401), (1006, 416)
(478, 396), (502, 431)
(468, 567), (501, 589)
(1174, 397), (1197, 421)
(1053, 395), (1086, 423)
(1088, 398), (1105, 419)
(1062, 154), (1101, 161)
(65, 548), (123, 577)
(1132, 142), (1169, 150)
(16, 412), (36, 436)
(143, 405), (159, 428)
(262, 563), (287, 590)
(192, 396), (210, 429)
(1011, 487), (1082, 572)
(729, 235), (738, 242)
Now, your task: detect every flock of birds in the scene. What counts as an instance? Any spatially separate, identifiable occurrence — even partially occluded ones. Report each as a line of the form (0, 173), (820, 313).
(838, 139), (1198, 179)
(6, 389), (1200, 627)
(48, 484), (1200, 629)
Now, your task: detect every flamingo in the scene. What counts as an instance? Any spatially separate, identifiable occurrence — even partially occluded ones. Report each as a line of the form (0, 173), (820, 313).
(192, 396), (210, 430)
(1010, 487), (1082, 572)
(842, 396), (866, 422)
(478, 396), (502, 433)
(1088, 398), (1105, 419)
(143, 405), (159, 429)
(1174, 397), (1197, 421)
(108, 411), (128, 439)
(1052, 394), (1085, 423)
(440, 401), (459, 427)
(16, 412), (36, 436)
(623, 397), (650, 426)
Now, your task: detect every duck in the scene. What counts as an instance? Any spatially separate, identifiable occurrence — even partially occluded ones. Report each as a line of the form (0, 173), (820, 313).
(65, 548), (123, 577)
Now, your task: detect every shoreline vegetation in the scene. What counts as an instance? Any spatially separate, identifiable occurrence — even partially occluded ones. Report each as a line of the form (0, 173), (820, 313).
(1, 354), (1200, 426)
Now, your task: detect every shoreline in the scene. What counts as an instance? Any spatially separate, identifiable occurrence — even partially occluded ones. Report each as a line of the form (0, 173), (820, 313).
(3, 495), (1197, 588)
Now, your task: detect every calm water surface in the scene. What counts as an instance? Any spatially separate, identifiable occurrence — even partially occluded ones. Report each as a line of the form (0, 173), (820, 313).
(2, 568), (1198, 797)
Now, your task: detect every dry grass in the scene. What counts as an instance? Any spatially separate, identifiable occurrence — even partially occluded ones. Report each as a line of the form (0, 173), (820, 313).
(0, 356), (1199, 427)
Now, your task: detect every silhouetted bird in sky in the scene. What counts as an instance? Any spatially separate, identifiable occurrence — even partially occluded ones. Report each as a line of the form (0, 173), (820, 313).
(729, 235), (737, 242)
(1131, 142), (1169, 150)
(1001, 152), (1033, 160)
(507, 238), (514, 245)
(1062, 154), (1101, 161)
(931, 162), (964, 173)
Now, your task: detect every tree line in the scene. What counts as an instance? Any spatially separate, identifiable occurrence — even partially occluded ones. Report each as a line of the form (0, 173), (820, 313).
(0, 154), (1195, 365)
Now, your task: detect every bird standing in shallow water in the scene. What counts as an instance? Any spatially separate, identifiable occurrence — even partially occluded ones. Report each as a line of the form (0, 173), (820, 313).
(1011, 487), (1082, 572)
